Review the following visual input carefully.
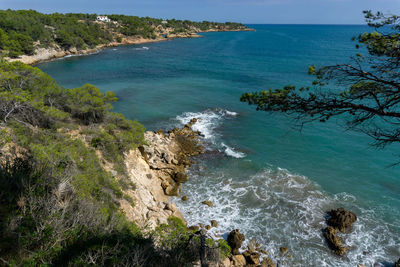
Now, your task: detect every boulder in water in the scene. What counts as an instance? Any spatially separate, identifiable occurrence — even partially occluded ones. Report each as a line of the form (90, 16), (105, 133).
(395, 258), (400, 267)
(323, 226), (348, 256)
(227, 229), (245, 255)
(181, 195), (188, 201)
(201, 200), (214, 207)
(327, 208), (357, 232)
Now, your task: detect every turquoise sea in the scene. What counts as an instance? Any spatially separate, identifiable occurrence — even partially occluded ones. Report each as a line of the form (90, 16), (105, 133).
(38, 25), (400, 266)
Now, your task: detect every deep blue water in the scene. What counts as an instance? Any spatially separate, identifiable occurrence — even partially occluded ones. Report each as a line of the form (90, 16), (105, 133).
(38, 25), (400, 266)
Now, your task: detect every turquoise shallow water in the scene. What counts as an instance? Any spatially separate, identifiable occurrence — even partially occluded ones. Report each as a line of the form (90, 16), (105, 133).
(38, 25), (400, 266)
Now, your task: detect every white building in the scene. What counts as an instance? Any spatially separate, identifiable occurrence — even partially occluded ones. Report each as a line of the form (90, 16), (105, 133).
(97, 16), (111, 22)
(161, 20), (168, 24)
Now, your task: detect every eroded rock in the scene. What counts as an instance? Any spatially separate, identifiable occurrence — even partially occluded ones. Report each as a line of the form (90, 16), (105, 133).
(327, 208), (357, 232)
(323, 226), (348, 256)
(211, 220), (218, 228)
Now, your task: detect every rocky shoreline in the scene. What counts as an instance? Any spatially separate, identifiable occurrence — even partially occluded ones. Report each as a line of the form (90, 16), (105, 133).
(120, 118), (279, 266)
(119, 118), (203, 230)
(6, 28), (254, 65)
(120, 117), (400, 266)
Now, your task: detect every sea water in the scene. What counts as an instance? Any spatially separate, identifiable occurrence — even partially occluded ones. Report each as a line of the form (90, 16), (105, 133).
(37, 25), (400, 266)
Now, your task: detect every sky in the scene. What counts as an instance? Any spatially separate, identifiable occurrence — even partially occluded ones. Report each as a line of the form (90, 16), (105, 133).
(0, 0), (400, 24)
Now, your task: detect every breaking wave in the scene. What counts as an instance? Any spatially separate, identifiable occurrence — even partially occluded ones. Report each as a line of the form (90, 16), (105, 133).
(174, 167), (400, 266)
(175, 108), (245, 158)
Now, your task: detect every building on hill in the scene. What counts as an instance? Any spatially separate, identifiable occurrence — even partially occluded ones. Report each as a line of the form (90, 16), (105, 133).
(97, 16), (111, 22)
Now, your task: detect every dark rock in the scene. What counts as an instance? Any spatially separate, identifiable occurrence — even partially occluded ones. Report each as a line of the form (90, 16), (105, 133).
(323, 226), (348, 256)
(181, 195), (188, 201)
(205, 225), (211, 230)
(174, 171), (189, 183)
(395, 258), (400, 267)
(327, 208), (357, 232)
(210, 220), (218, 227)
(227, 229), (245, 255)
(201, 200), (214, 207)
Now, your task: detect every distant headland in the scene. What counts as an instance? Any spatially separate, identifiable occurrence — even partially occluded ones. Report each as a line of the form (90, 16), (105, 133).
(0, 9), (253, 64)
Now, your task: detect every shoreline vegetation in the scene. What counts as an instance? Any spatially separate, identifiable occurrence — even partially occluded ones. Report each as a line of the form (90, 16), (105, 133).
(0, 9), (253, 65)
(2, 9), (399, 267)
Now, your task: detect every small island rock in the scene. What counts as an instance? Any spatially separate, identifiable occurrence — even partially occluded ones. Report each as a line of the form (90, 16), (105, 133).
(327, 208), (357, 232)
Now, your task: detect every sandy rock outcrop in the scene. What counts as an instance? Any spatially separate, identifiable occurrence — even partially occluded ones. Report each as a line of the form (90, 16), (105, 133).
(121, 118), (203, 230)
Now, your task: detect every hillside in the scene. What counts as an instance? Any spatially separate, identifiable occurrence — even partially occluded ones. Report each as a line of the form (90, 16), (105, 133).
(0, 10), (250, 64)
(0, 60), (233, 265)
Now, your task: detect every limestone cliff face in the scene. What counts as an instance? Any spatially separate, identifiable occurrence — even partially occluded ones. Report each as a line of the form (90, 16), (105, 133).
(120, 119), (203, 230)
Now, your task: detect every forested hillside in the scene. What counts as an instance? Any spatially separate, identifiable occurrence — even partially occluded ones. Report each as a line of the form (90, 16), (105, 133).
(0, 60), (230, 265)
(0, 9), (247, 58)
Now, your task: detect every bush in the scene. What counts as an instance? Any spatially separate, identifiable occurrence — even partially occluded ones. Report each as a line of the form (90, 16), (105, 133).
(67, 84), (117, 124)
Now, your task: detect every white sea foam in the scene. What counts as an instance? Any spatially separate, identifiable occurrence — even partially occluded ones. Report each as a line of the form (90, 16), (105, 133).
(175, 109), (246, 158)
(221, 143), (246, 158)
(174, 166), (400, 266)
(134, 46), (150, 51)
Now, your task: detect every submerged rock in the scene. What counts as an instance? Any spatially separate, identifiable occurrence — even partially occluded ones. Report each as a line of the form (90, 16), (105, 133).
(181, 195), (188, 201)
(323, 226), (348, 256)
(327, 208), (357, 232)
(395, 258), (400, 267)
(227, 229), (245, 255)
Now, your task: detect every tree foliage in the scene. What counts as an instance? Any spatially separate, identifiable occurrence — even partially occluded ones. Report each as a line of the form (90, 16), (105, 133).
(241, 11), (400, 153)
